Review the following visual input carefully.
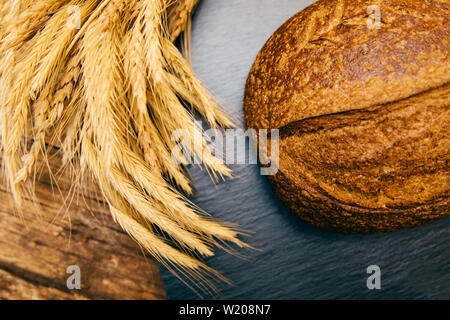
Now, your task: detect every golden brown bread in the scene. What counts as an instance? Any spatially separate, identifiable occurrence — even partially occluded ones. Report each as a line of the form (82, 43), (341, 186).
(244, 0), (450, 232)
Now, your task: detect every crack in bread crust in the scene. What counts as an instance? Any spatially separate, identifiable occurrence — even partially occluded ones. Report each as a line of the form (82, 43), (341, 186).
(278, 81), (450, 136)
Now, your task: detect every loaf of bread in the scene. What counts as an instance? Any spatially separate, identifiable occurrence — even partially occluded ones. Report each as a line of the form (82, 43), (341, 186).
(244, 0), (449, 232)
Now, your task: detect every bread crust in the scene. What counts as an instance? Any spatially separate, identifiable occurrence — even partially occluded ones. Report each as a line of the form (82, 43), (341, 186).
(244, 0), (450, 232)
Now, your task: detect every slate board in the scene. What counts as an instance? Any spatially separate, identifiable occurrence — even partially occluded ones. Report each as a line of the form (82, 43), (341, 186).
(161, 0), (450, 299)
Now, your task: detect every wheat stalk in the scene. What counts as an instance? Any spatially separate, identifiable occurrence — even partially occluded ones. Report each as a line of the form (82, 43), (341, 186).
(162, 37), (234, 128)
(0, 0), (71, 55)
(124, 27), (193, 193)
(0, 0), (245, 294)
(166, 0), (199, 42)
(15, 43), (83, 188)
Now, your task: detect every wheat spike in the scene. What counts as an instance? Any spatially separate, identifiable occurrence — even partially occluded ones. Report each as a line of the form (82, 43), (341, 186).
(0, 0), (71, 55)
(15, 43), (83, 187)
(166, 0), (199, 42)
(124, 27), (193, 193)
(140, 0), (231, 181)
(163, 37), (234, 128)
(0, 0), (246, 293)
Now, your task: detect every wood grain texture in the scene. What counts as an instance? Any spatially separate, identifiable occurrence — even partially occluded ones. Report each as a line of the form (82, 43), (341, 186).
(0, 153), (166, 300)
(162, 0), (450, 299)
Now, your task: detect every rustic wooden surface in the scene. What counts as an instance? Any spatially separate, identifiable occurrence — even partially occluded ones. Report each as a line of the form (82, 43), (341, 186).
(0, 154), (166, 300)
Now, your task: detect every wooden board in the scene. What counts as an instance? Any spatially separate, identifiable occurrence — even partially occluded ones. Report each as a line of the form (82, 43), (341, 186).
(162, 0), (450, 299)
(0, 154), (166, 300)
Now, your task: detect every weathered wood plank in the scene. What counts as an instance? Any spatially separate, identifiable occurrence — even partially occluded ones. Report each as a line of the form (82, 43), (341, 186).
(0, 155), (166, 300)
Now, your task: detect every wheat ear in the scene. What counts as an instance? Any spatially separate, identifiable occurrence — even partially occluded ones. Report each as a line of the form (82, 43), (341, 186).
(141, 0), (232, 181)
(0, 0), (70, 55)
(162, 37), (234, 128)
(15, 43), (83, 187)
(0, 0), (247, 294)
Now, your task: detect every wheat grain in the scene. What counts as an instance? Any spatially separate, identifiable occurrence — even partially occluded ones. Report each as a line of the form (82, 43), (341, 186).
(163, 37), (234, 128)
(15, 43), (83, 187)
(81, 137), (224, 282)
(141, 1), (231, 180)
(1, 0), (97, 204)
(0, 0), (71, 55)
(124, 27), (193, 193)
(0, 0), (245, 293)
(167, 0), (199, 42)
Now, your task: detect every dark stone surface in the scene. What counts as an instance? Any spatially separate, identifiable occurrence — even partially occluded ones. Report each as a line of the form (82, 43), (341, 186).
(161, 0), (450, 299)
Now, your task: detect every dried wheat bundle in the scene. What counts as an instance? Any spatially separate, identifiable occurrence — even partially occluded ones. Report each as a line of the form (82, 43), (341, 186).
(0, 0), (245, 294)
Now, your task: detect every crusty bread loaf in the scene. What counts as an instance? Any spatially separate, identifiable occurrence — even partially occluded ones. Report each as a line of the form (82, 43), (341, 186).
(244, 0), (449, 232)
